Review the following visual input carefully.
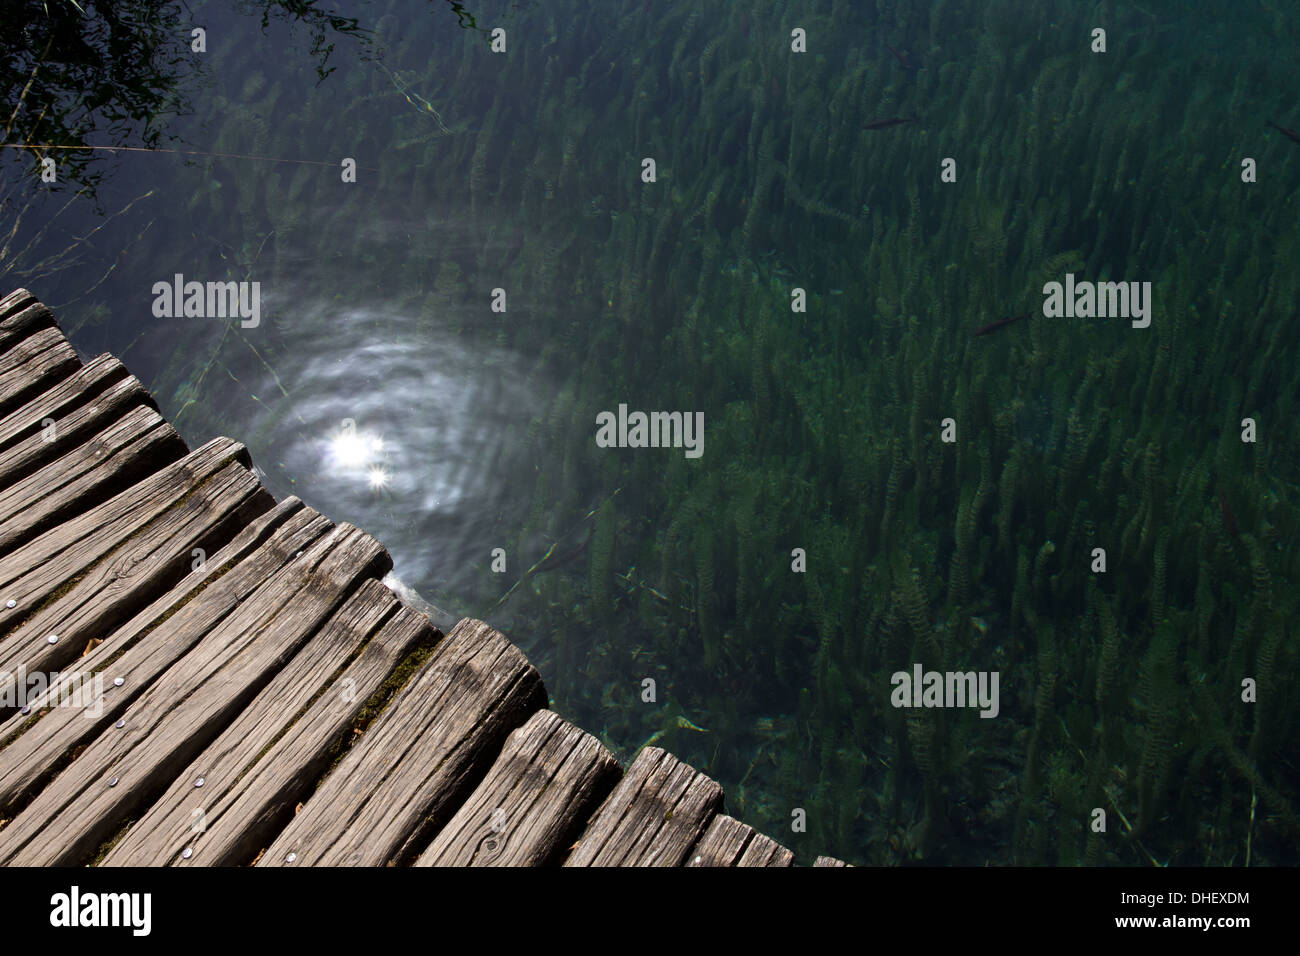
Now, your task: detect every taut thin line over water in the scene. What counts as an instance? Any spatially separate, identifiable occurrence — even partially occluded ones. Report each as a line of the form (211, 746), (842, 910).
(0, 143), (378, 171)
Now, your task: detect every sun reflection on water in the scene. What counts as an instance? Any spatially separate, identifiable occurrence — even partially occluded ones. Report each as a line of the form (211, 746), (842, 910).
(326, 427), (385, 470)
(232, 299), (552, 603)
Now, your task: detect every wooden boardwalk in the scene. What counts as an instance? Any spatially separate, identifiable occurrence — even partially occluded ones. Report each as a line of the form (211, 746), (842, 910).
(0, 289), (844, 867)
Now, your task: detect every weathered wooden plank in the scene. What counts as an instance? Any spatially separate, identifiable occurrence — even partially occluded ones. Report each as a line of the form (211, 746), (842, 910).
(0, 326), (65, 377)
(103, 581), (434, 866)
(0, 326), (81, 418)
(416, 709), (621, 867)
(813, 855), (849, 867)
(163, 601), (432, 867)
(0, 405), (186, 557)
(0, 354), (133, 455)
(0, 294), (53, 354)
(0, 499), (322, 814)
(564, 747), (723, 867)
(0, 437), (244, 633)
(685, 814), (794, 867)
(0, 289), (38, 320)
(737, 830), (796, 867)
(0, 365), (148, 488)
(0, 522), (390, 865)
(0, 459), (272, 706)
(260, 617), (546, 867)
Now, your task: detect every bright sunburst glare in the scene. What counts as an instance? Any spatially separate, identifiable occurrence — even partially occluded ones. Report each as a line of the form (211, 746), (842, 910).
(326, 426), (384, 470)
(323, 423), (393, 492)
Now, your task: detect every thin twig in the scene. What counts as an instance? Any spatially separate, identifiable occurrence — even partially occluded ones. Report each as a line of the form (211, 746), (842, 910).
(4, 37), (53, 140)
(1245, 788), (1256, 867)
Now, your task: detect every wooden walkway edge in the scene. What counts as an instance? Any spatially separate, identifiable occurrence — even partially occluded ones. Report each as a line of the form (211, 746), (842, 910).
(0, 289), (847, 867)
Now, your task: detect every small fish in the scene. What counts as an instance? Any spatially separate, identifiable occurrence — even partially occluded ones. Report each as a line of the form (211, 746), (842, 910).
(863, 116), (919, 131)
(501, 224), (525, 270)
(1217, 482), (1239, 538)
(886, 43), (915, 71)
(1266, 120), (1300, 146)
(533, 526), (594, 574)
(972, 311), (1032, 336)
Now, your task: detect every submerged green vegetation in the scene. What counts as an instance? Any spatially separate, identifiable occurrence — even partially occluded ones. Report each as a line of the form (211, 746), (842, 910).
(47, 0), (1300, 864)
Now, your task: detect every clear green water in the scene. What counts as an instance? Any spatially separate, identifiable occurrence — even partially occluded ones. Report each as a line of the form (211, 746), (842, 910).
(4, 0), (1300, 865)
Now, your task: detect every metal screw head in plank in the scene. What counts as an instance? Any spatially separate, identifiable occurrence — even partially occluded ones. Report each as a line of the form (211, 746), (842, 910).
(20, 705), (30, 715)
(5, 599), (14, 608)
(47, 634), (58, 644)
(113, 677), (124, 687)
(182, 848), (193, 860)
(116, 719), (125, 729)
(109, 776), (119, 787)
(194, 777), (205, 788)
(286, 852), (297, 863)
